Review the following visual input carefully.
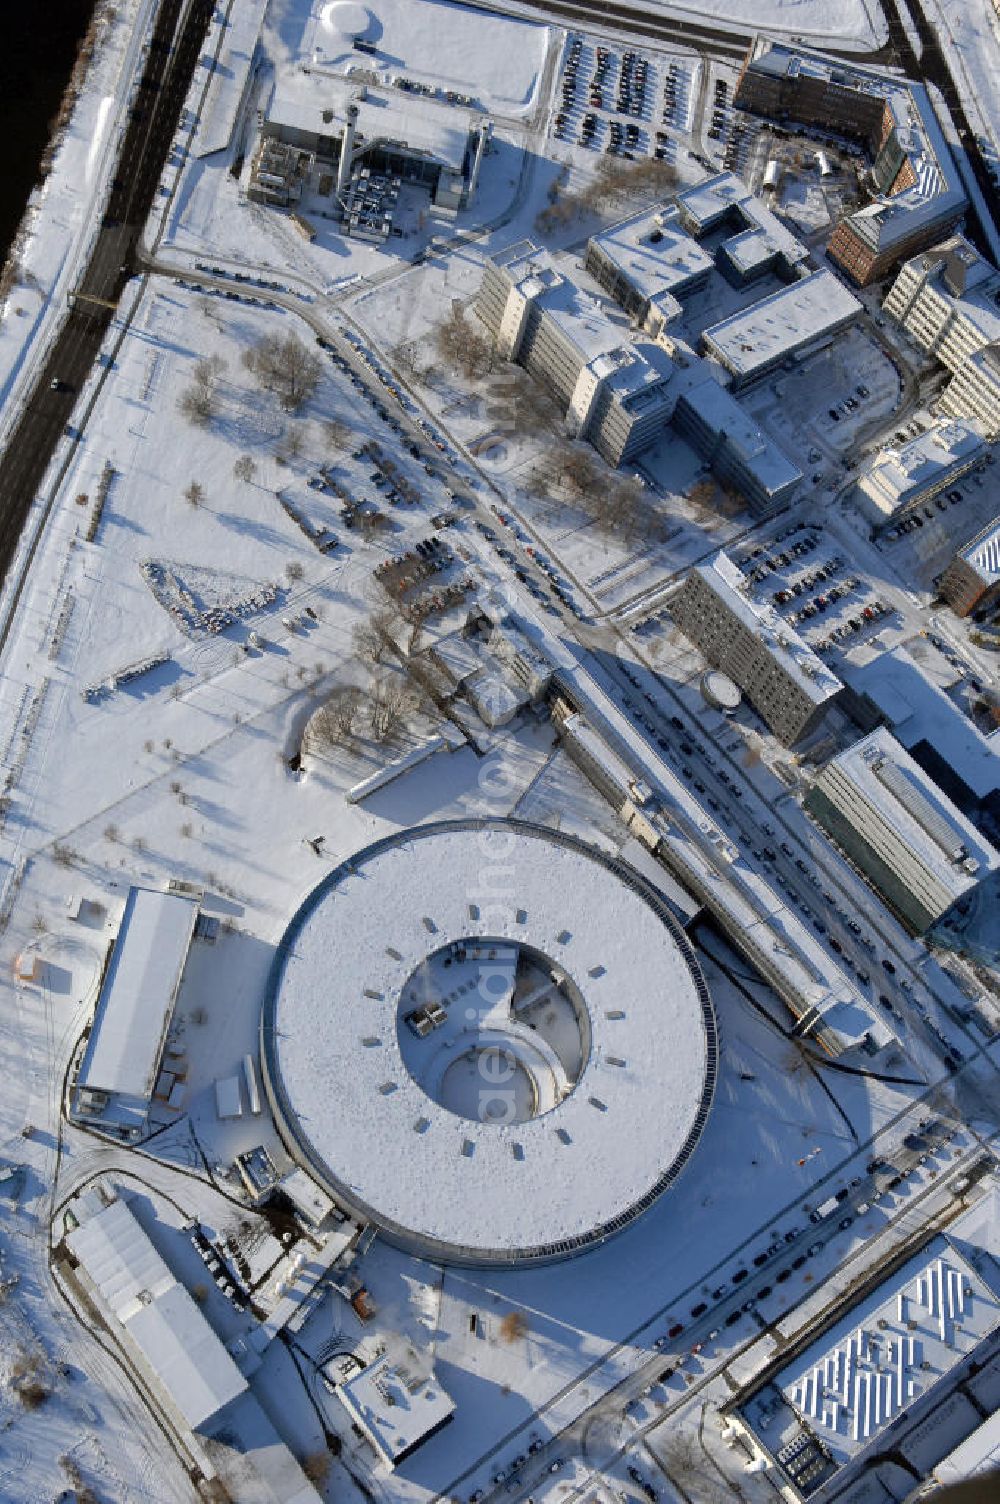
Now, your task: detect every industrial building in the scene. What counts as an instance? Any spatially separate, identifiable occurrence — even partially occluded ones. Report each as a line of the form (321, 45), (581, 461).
(853, 417), (987, 528)
(699, 270), (862, 388)
(72, 886), (199, 1138)
(335, 1345), (455, 1469)
(248, 73), (491, 231)
(805, 728), (1000, 933)
(66, 1196), (248, 1432)
(940, 516), (1000, 617)
(734, 39), (966, 286)
(64, 1192), (324, 1501)
(477, 242), (801, 503)
(884, 237), (1000, 437)
(726, 1202), (1000, 1502)
(670, 551), (844, 746)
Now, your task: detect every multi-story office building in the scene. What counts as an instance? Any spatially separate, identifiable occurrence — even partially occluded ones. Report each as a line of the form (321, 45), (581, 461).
(674, 171), (810, 285)
(584, 205), (714, 330)
(477, 241), (676, 466)
(884, 237), (1000, 436)
(700, 269), (861, 388)
(940, 517), (1000, 617)
(672, 376), (802, 511)
(671, 551), (843, 745)
(853, 417), (987, 528)
(735, 40), (966, 286)
(478, 243), (801, 503)
(805, 728), (1000, 932)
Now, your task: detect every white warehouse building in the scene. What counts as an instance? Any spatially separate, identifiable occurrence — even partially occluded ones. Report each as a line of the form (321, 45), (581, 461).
(72, 886), (199, 1138)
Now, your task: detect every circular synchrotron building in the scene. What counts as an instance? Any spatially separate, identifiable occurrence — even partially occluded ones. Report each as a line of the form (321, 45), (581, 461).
(261, 820), (717, 1266)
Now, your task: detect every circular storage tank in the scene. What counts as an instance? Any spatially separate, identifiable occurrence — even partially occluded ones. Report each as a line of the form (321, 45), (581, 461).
(701, 669), (742, 713)
(319, 1), (370, 39)
(261, 818), (717, 1266)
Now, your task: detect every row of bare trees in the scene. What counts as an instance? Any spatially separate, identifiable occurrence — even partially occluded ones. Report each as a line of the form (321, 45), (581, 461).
(178, 333), (323, 429)
(433, 300), (498, 382)
(535, 156), (679, 237)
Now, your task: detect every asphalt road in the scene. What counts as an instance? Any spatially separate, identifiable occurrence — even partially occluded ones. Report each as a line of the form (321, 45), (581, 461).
(0, 0), (214, 584)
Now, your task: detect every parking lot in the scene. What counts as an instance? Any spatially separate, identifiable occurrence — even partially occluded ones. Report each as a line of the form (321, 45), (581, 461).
(730, 522), (893, 664)
(552, 34), (691, 163)
(874, 457), (997, 592)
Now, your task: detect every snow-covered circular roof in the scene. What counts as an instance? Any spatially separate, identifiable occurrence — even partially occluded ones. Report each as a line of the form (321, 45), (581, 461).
(319, 1), (370, 39)
(261, 820), (717, 1266)
(701, 669), (742, 712)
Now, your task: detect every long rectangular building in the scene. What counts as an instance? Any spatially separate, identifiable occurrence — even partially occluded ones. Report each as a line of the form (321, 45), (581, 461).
(73, 886), (199, 1138)
(884, 236), (1000, 437)
(700, 270), (861, 387)
(670, 550), (843, 745)
(805, 728), (1000, 932)
(854, 417), (987, 528)
(66, 1197), (248, 1432)
(477, 241), (676, 466)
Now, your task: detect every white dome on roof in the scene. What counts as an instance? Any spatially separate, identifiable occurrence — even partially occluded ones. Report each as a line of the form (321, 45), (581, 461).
(319, 1), (370, 39)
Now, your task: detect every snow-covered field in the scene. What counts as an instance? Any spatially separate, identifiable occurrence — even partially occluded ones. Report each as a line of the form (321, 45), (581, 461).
(508, 0), (887, 47)
(270, 0), (553, 116)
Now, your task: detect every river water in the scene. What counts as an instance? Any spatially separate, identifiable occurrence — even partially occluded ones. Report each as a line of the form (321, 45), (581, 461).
(0, 1), (98, 267)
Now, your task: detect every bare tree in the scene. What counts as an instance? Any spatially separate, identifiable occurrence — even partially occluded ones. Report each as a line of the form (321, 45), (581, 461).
(499, 1311), (528, 1343)
(178, 384), (214, 426)
(285, 560), (304, 583)
(233, 453), (257, 484)
(184, 480), (205, 508)
(434, 301), (496, 381)
(179, 352), (227, 426)
(310, 684), (364, 750)
(353, 610), (397, 665)
(324, 417), (352, 451)
(368, 672), (409, 742)
(242, 332), (322, 411)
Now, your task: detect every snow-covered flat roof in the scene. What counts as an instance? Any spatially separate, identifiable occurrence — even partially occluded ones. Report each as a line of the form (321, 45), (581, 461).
(845, 645), (1000, 800)
(679, 377), (802, 497)
(338, 1347), (454, 1467)
(588, 205), (715, 309)
(817, 729), (1000, 903)
(675, 171), (808, 270)
(698, 551), (843, 706)
(261, 820), (716, 1264)
(857, 418), (985, 518)
(701, 270), (861, 379)
(267, 75), (474, 170)
(66, 1198), (247, 1431)
(77, 887), (198, 1102)
(763, 1238), (1000, 1467)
